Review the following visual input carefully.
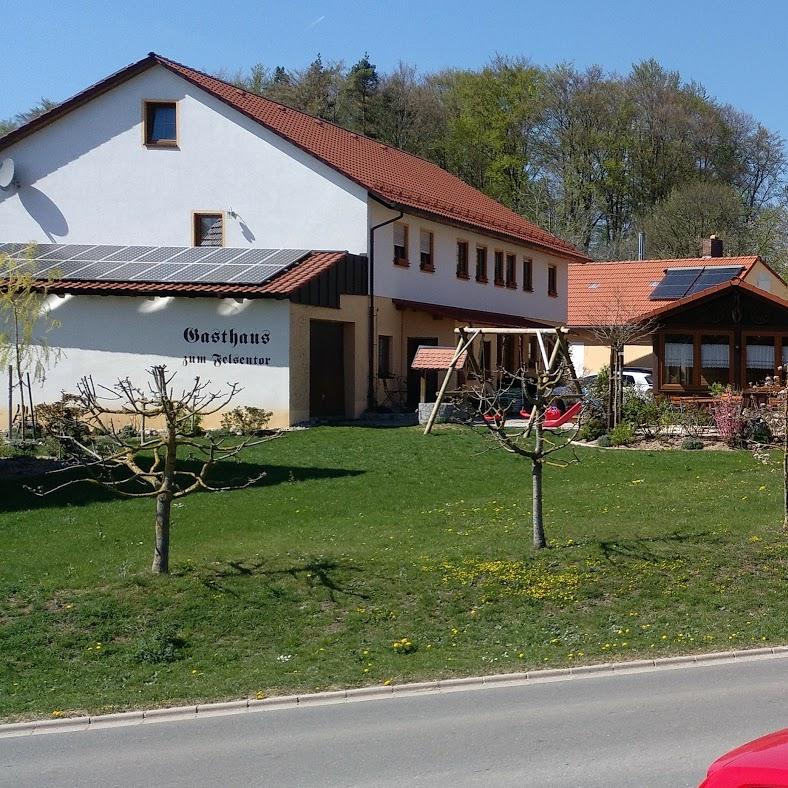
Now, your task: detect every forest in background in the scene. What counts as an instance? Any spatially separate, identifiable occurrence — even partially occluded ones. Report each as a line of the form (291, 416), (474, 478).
(4, 54), (788, 268)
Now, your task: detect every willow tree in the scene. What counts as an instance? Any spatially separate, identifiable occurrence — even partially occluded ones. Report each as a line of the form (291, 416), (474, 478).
(39, 366), (278, 574)
(0, 249), (60, 438)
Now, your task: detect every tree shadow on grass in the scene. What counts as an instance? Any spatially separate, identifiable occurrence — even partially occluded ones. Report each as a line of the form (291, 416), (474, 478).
(192, 557), (370, 602)
(0, 462), (364, 515)
(596, 530), (720, 565)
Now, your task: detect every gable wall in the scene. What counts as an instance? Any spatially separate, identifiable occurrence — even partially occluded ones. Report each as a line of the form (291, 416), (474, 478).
(0, 65), (368, 252)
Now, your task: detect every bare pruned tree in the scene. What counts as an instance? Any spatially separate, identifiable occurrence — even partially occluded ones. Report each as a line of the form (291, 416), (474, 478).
(454, 341), (580, 549)
(586, 288), (658, 428)
(37, 365), (279, 574)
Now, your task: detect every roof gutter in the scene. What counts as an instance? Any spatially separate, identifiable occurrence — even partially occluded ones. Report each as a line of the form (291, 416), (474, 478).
(367, 195), (403, 412)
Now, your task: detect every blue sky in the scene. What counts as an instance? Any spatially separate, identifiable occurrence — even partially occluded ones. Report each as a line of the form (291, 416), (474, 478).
(5, 0), (787, 138)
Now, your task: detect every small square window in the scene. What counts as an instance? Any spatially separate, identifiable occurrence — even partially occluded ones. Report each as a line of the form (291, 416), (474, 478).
(145, 101), (177, 146)
(194, 213), (223, 247)
(394, 223), (409, 266)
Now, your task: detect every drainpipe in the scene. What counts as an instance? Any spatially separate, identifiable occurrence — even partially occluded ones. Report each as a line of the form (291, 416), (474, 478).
(367, 197), (403, 412)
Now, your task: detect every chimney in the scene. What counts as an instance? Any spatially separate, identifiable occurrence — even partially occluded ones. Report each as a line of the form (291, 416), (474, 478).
(637, 231), (646, 260)
(701, 234), (723, 258)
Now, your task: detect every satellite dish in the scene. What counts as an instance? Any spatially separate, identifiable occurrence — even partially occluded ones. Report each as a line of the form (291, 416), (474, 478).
(0, 158), (15, 190)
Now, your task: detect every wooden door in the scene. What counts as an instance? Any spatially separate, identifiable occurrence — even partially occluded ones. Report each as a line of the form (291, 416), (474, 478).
(310, 321), (345, 418)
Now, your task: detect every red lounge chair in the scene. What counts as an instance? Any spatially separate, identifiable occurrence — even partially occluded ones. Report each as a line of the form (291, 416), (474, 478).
(519, 400), (583, 427)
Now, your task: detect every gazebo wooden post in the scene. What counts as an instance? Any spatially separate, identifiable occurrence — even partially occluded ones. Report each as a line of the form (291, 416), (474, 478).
(423, 327), (480, 434)
(419, 373), (427, 404)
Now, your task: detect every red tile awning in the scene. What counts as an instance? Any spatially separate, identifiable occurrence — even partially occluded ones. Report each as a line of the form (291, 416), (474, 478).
(393, 298), (553, 328)
(411, 346), (468, 370)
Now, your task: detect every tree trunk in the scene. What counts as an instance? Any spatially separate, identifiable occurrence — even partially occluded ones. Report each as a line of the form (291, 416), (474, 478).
(532, 423), (546, 549)
(152, 420), (177, 574)
(607, 345), (615, 430)
(152, 489), (172, 574)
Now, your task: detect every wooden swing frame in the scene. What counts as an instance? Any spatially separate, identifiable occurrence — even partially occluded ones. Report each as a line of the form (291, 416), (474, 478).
(423, 325), (583, 434)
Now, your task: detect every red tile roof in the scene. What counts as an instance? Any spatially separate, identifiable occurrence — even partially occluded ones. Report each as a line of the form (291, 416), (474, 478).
(38, 251), (345, 298)
(567, 256), (760, 326)
(411, 346), (468, 370)
(0, 53), (587, 263)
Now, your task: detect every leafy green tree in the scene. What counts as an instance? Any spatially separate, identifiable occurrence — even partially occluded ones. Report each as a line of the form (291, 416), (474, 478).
(342, 53), (380, 135)
(0, 251), (61, 438)
(641, 181), (750, 259)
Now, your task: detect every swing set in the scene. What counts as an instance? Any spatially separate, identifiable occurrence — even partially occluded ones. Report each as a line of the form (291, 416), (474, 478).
(422, 325), (584, 434)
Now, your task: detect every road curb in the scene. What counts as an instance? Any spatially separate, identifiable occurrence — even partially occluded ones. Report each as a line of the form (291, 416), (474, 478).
(3, 644), (787, 738)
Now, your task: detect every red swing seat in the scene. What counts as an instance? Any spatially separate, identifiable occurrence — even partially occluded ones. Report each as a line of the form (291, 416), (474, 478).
(519, 400), (583, 427)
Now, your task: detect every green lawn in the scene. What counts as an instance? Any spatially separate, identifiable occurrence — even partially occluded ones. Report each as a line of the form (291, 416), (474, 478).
(1, 426), (786, 721)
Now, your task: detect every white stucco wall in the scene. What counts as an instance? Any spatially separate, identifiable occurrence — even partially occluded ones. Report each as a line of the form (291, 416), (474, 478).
(369, 202), (570, 325)
(0, 65), (368, 252)
(7, 295), (291, 426)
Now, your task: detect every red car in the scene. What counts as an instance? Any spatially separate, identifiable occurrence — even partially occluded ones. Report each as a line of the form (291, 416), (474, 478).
(700, 728), (788, 787)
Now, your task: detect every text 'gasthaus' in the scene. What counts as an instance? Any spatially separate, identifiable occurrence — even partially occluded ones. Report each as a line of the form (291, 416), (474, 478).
(182, 327), (271, 347)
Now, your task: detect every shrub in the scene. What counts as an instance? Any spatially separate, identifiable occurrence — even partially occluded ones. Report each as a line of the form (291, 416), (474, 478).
(622, 390), (669, 439)
(578, 416), (606, 442)
(609, 422), (635, 446)
(681, 437), (704, 450)
(596, 434), (611, 447)
(134, 627), (184, 664)
(710, 393), (745, 448)
(675, 402), (714, 439)
(35, 396), (89, 440)
(220, 406), (272, 435)
(743, 414), (773, 445)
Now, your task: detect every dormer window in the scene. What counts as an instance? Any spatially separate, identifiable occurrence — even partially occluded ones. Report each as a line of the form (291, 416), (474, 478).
(144, 101), (177, 146)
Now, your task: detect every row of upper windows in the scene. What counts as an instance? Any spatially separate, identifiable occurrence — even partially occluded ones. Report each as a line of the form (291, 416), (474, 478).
(393, 222), (558, 297)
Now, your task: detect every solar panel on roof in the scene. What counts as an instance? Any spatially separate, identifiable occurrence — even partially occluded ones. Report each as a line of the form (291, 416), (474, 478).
(262, 249), (309, 268)
(167, 247), (222, 265)
(68, 261), (127, 280)
(196, 264), (255, 282)
(0, 242), (30, 256)
(242, 264), (290, 284)
(38, 244), (97, 261)
(0, 243), (321, 287)
(161, 263), (224, 282)
(685, 266), (744, 296)
(103, 246), (156, 262)
(225, 248), (278, 266)
(135, 247), (185, 263)
(37, 260), (98, 278)
(94, 262), (156, 280)
(649, 268), (703, 300)
(133, 263), (189, 281)
(70, 245), (126, 261)
(198, 248), (247, 264)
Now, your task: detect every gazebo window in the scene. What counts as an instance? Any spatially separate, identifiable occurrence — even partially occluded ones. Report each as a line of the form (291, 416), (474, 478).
(664, 334), (693, 386)
(700, 335), (730, 387)
(746, 335), (775, 385)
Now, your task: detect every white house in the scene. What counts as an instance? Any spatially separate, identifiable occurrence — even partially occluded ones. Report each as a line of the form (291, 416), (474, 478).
(0, 53), (587, 427)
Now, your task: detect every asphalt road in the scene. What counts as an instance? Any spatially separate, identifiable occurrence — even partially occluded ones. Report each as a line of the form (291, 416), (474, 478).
(2, 656), (787, 788)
